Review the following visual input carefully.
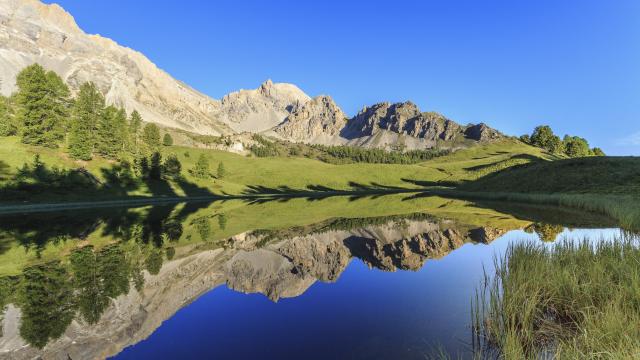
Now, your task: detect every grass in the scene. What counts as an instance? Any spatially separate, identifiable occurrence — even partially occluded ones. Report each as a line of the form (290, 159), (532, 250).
(451, 156), (640, 231)
(461, 156), (640, 195)
(474, 234), (640, 359)
(0, 136), (550, 203)
(0, 194), (535, 276)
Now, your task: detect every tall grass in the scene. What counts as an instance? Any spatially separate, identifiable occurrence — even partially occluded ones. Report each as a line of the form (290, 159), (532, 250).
(473, 233), (640, 359)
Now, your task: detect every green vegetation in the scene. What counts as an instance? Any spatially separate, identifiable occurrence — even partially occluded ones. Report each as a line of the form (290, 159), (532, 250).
(142, 123), (161, 150)
(520, 125), (604, 157)
(461, 156), (640, 195)
(163, 133), (173, 146)
(192, 154), (210, 179)
(474, 235), (640, 359)
(69, 82), (104, 160)
(249, 134), (450, 164)
(455, 156), (640, 230)
(217, 161), (226, 179)
(16, 64), (70, 148)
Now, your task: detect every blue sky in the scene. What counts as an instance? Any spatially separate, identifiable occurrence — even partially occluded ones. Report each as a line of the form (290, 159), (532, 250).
(45, 0), (640, 155)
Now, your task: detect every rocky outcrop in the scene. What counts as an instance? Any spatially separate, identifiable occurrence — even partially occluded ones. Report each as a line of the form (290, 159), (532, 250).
(0, 0), (307, 136)
(274, 95), (348, 142)
(464, 123), (502, 141)
(272, 99), (503, 151)
(0, 0), (503, 151)
(0, 0), (233, 135)
(338, 101), (501, 150)
(218, 79), (310, 133)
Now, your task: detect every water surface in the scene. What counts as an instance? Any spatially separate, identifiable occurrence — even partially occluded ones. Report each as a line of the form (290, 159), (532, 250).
(0, 194), (623, 359)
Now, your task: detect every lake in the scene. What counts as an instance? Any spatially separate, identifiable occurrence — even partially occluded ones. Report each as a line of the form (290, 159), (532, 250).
(0, 193), (626, 359)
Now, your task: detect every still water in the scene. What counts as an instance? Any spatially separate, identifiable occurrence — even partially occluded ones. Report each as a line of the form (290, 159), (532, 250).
(0, 194), (624, 359)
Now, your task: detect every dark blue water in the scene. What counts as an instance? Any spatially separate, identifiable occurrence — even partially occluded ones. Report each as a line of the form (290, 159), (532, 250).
(113, 228), (619, 360)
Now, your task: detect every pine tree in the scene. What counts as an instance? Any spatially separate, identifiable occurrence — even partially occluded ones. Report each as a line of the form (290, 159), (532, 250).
(142, 123), (160, 150)
(68, 82), (104, 160)
(163, 133), (173, 146)
(149, 152), (163, 180)
(163, 154), (182, 180)
(129, 110), (143, 152)
(192, 154), (210, 179)
(95, 106), (121, 159)
(0, 95), (17, 136)
(15, 64), (69, 147)
(217, 162), (226, 179)
(114, 108), (129, 154)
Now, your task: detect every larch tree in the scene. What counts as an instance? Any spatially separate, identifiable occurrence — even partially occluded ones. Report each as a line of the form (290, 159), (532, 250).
(128, 110), (142, 152)
(142, 123), (161, 150)
(69, 82), (104, 160)
(15, 64), (69, 147)
(163, 133), (173, 146)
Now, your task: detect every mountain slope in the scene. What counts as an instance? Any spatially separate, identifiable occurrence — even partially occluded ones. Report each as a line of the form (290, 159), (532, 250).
(1, 0), (502, 151)
(0, 0), (310, 136)
(275, 99), (502, 150)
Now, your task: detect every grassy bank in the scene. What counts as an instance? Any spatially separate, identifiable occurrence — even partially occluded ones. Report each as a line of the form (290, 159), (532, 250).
(0, 136), (549, 203)
(453, 156), (640, 230)
(435, 190), (640, 231)
(474, 234), (640, 359)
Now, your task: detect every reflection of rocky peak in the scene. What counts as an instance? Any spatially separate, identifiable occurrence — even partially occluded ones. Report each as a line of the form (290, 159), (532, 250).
(223, 218), (507, 300)
(0, 215), (509, 358)
(345, 228), (466, 271)
(468, 226), (507, 243)
(225, 249), (316, 302)
(0, 248), (232, 360)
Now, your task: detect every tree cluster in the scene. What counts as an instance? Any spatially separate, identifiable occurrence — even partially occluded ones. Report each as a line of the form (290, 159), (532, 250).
(1, 64), (175, 162)
(520, 125), (605, 157)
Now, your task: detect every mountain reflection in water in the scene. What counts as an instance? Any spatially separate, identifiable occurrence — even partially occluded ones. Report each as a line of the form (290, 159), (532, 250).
(0, 194), (622, 360)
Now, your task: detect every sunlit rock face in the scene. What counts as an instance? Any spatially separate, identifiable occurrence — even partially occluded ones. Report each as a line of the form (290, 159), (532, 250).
(0, 0), (311, 136)
(0, 0), (502, 151)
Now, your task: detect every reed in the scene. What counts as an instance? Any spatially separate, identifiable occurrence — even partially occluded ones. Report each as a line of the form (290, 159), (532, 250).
(473, 233), (640, 359)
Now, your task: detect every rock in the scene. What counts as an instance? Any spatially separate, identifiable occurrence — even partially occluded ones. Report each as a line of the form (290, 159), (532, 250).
(0, 0), (309, 136)
(274, 95), (347, 142)
(0, 0), (503, 152)
(464, 123), (502, 141)
(219, 79), (310, 133)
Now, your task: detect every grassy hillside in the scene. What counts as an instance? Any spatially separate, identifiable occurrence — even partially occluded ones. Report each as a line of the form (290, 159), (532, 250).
(0, 136), (550, 202)
(461, 156), (640, 195)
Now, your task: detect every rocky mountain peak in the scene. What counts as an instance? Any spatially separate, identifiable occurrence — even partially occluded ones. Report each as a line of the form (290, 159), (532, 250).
(2, 0), (81, 34)
(274, 95), (347, 141)
(259, 79), (274, 96)
(219, 80), (311, 133)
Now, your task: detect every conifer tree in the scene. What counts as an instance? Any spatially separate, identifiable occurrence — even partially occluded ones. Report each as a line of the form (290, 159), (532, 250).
(96, 106), (121, 158)
(15, 64), (69, 147)
(129, 110), (142, 151)
(142, 123), (161, 150)
(0, 95), (17, 136)
(163, 133), (173, 146)
(69, 82), (104, 160)
(217, 162), (226, 179)
(193, 154), (210, 179)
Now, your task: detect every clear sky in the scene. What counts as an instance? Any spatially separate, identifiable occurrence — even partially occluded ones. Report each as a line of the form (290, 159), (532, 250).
(44, 0), (640, 155)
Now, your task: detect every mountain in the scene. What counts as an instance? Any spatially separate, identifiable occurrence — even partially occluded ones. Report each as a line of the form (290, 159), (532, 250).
(275, 99), (502, 150)
(274, 95), (348, 144)
(0, 0), (502, 151)
(0, 0), (308, 136)
(219, 79), (310, 133)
